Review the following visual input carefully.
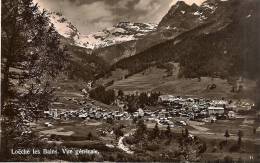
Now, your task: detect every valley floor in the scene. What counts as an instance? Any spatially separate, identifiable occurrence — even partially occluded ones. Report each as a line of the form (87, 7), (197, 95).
(5, 75), (258, 162)
(30, 113), (260, 162)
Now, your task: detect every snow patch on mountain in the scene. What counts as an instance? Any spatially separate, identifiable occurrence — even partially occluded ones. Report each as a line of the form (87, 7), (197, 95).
(246, 14), (252, 18)
(193, 11), (201, 15)
(73, 22), (157, 49)
(201, 1), (217, 14)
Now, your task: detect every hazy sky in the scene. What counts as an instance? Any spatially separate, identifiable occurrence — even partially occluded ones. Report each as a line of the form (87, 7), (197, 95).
(34, 0), (206, 34)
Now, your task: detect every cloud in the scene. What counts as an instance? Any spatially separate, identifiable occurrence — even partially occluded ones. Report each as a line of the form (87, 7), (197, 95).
(34, 0), (115, 34)
(72, 2), (114, 32)
(117, 0), (136, 9)
(134, 0), (157, 10)
(133, 0), (172, 23)
(34, 0), (206, 34)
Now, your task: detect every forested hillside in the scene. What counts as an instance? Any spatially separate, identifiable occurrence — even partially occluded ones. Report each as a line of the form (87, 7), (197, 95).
(112, 0), (259, 80)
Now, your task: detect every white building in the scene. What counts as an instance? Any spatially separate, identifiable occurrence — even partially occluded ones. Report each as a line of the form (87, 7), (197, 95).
(158, 95), (175, 102)
(44, 108), (58, 118)
(138, 108), (144, 117)
(211, 100), (228, 107)
(208, 106), (225, 115)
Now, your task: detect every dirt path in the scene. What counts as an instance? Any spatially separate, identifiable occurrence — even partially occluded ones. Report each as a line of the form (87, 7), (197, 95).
(118, 129), (135, 154)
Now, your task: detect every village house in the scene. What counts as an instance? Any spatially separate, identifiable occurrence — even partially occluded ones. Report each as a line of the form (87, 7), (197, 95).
(211, 100), (229, 108)
(237, 99), (255, 111)
(158, 95), (175, 102)
(208, 106), (225, 115)
(44, 108), (58, 119)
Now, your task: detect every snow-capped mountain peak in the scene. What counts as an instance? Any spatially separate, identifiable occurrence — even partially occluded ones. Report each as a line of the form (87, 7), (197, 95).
(48, 12), (157, 50)
(74, 22), (157, 50)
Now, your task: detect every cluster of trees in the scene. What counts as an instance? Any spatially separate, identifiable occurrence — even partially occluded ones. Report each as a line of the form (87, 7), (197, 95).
(89, 86), (116, 105)
(149, 122), (172, 141)
(138, 92), (161, 107)
(124, 92), (161, 113)
(113, 124), (125, 140)
(89, 88), (161, 112)
(133, 120), (179, 144)
(124, 119), (206, 161)
(1, 0), (67, 159)
(178, 128), (207, 160)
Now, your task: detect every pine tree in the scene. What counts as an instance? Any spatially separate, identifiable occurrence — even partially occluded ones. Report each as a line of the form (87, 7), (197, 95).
(117, 89), (124, 99)
(138, 92), (149, 106)
(127, 98), (137, 114)
(185, 128), (189, 138)
(224, 129), (230, 144)
(135, 119), (147, 140)
(87, 132), (93, 140)
(237, 130), (244, 145)
(166, 124), (171, 138)
(1, 0), (66, 158)
(2, 0), (67, 111)
(253, 127), (256, 135)
(152, 122), (160, 139)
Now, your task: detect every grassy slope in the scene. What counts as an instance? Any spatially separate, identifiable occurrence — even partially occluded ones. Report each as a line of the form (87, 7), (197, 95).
(107, 66), (256, 99)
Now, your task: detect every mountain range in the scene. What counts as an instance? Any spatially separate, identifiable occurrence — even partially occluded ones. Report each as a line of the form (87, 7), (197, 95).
(49, 12), (157, 50)
(112, 0), (259, 79)
(49, 0), (259, 96)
